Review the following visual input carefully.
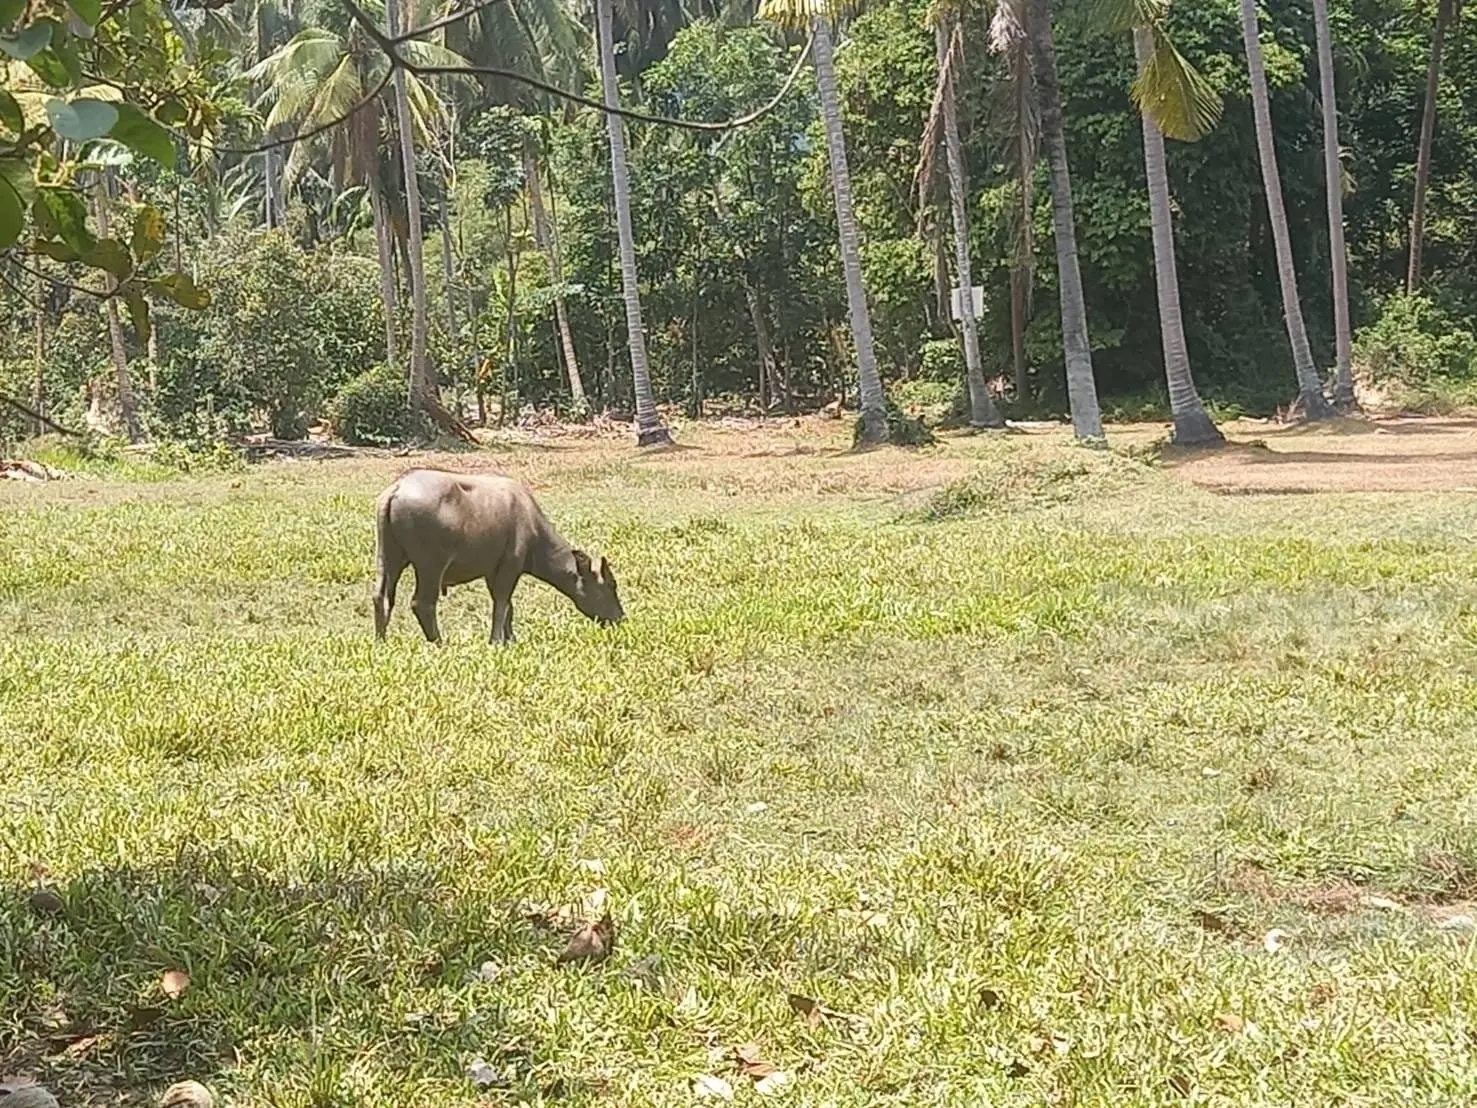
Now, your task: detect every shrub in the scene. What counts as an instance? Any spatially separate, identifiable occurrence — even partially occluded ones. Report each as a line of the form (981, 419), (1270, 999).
(1356, 294), (1477, 385)
(330, 367), (418, 446)
(918, 338), (964, 382)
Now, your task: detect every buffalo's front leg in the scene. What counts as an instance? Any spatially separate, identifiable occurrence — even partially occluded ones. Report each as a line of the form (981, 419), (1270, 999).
(487, 572), (519, 645)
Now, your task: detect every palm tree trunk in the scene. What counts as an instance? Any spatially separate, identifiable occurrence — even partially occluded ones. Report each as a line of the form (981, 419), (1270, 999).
(936, 18), (1003, 429)
(596, 0), (671, 446)
(1032, 0), (1104, 440)
(370, 181), (399, 369)
(1134, 28), (1221, 446)
(438, 188), (460, 371)
(525, 142), (588, 415)
(1239, 0), (1334, 419)
(1408, 0), (1454, 294)
(94, 174), (140, 442)
(385, 0), (434, 411)
(813, 16), (888, 445)
(1313, 0), (1355, 409)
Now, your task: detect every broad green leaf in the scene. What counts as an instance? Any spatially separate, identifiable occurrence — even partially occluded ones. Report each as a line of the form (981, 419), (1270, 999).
(0, 0), (25, 25)
(110, 104), (174, 169)
(46, 97), (119, 143)
(82, 236), (131, 279)
(68, 0), (101, 28)
(0, 21), (52, 59)
(0, 169), (22, 247)
(132, 204), (164, 262)
(27, 46), (73, 87)
(155, 98), (186, 125)
(33, 238), (80, 262)
(153, 271), (210, 310)
(0, 156), (31, 206)
(123, 286), (150, 345)
(35, 186), (94, 253)
(0, 89), (20, 135)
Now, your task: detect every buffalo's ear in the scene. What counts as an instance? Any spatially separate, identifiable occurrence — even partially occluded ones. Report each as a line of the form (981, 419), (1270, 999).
(573, 549), (592, 576)
(595, 555), (609, 582)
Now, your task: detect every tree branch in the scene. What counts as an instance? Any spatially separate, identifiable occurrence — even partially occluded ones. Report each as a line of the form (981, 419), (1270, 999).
(0, 392), (81, 436)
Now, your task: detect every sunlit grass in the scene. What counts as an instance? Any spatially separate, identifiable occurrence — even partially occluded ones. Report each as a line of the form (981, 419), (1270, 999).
(3, 424), (1477, 1105)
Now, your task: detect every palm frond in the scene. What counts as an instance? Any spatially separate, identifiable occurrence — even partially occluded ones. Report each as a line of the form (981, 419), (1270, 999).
(1131, 25), (1222, 141)
(758, 0), (846, 31)
(912, 18), (960, 208)
(1080, 0), (1166, 35)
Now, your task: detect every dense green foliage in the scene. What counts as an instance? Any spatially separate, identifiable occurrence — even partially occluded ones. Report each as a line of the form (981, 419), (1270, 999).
(330, 362), (420, 443)
(1, 0), (1474, 439)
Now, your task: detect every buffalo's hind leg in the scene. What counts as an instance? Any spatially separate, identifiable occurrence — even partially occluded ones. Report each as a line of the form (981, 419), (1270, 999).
(374, 540), (408, 641)
(411, 560), (447, 643)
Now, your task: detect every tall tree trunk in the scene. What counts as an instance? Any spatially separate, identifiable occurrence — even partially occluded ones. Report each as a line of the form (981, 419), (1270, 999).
(596, 0), (671, 446)
(385, 0), (434, 412)
(1408, 0), (1455, 293)
(438, 188), (460, 376)
(525, 142), (588, 415)
(370, 181), (400, 369)
(813, 16), (888, 445)
(94, 174), (140, 442)
(32, 267), (45, 437)
(504, 204), (518, 424)
(1240, 0), (1334, 419)
(744, 281), (784, 410)
(936, 18), (1003, 429)
(1314, 0), (1356, 409)
(1009, 268), (1028, 400)
(1134, 28), (1221, 446)
(1032, 0), (1104, 439)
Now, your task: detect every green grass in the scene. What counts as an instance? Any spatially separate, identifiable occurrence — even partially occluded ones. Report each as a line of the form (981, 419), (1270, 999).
(3, 428), (1477, 1106)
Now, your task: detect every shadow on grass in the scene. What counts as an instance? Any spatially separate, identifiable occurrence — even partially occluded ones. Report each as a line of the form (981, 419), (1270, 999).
(1, 853), (560, 1105)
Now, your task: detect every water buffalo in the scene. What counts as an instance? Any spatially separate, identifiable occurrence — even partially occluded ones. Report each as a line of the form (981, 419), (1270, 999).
(373, 469), (624, 643)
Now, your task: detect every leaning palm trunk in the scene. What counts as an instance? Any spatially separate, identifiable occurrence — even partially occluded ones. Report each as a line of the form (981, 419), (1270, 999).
(935, 18), (1002, 429)
(385, 0), (434, 411)
(94, 174), (140, 442)
(370, 181), (400, 369)
(596, 0), (671, 445)
(1239, 0), (1333, 420)
(525, 144), (588, 415)
(813, 17), (888, 444)
(1133, 28), (1220, 445)
(1408, 0), (1456, 293)
(1031, 0), (1103, 439)
(1313, 0), (1355, 409)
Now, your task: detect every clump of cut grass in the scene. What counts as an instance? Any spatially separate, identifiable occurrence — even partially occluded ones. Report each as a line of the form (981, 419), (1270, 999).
(917, 441), (1157, 520)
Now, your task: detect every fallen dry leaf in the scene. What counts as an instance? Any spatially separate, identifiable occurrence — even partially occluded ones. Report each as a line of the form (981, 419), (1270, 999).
(979, 986), (1003, 1010)
(693, 1074), (734, 1100)
(59, 1033), (104, 1059)
(161, 969), (191, 1000)
(1215, 1012), (1244, 1034)
(1360, 894), (1403, 912)
(556, 912), (615, 965)
(1262, 928), (1290, 954)
(787, 993), (824, 1029)
(734, 1042), (777, 1078)
(754, 1071), (792, 1096)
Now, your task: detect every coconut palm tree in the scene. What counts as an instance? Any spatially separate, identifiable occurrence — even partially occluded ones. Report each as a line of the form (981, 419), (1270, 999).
(525, 136), (589, 414)
(247, 13), (466, 380)
(1131, 24), (1222, 444)
(1407, 0), (1462, 293)
(922, 8), (1004, 429)
(761, 0), (887, 444)
(1313, 0), (1354, 409)
(595, 0), (674, 445)
(1024, 0), (1103, 440)
(1238, 0), (1333, 419)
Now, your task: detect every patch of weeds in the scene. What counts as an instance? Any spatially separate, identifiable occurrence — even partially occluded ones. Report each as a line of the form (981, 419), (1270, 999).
(17, 433), (177, 481)
(917, 444), (1155, 520)
(855, 399), (937, 449)
(150, 439), (247, 474)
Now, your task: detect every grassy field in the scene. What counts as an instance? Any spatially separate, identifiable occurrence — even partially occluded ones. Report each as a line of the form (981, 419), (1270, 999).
(3, 420), (1477, 1106)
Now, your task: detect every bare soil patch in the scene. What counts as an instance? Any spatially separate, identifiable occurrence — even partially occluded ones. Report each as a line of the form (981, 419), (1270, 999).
(1156, 414), (1477, 494)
